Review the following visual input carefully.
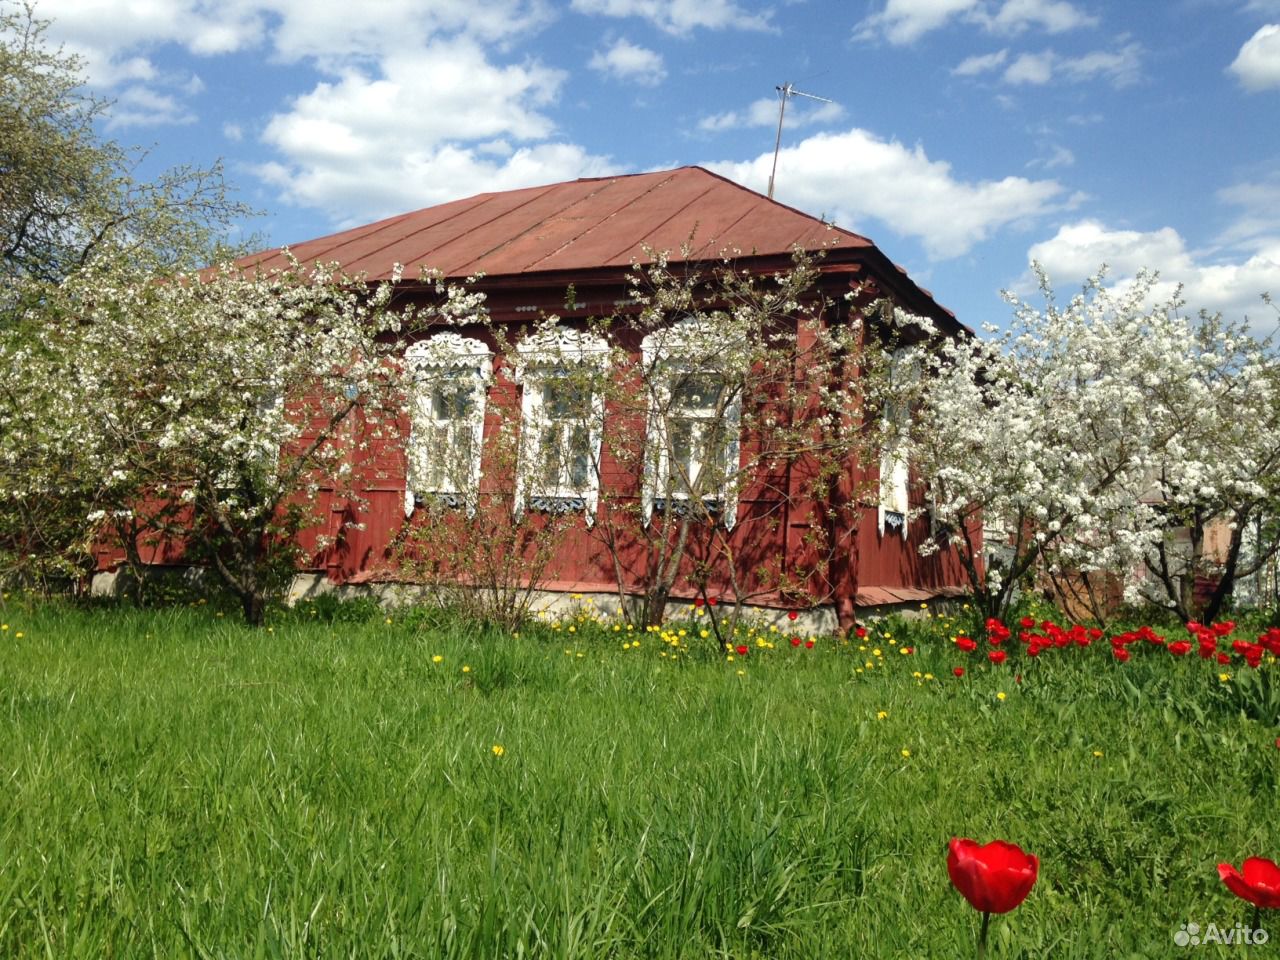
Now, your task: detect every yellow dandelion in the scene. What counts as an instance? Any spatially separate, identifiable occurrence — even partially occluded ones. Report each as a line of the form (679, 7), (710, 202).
(1092, 750), (1104, 758)
(384, 617), (392, 624)
(873, 648), (882, 657)
(492, 744), (505, 757)
(432, 655), (443, 663)
(877, 710), (888, 720)
(462, 665), (471, 673)
(901, 748), (911, 758)
(1219, 672), (1231, 682)
(737, 669), (746, 676)
(996, 692), (1007, 701)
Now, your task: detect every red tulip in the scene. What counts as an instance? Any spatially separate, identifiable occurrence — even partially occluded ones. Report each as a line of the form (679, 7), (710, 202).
(708, 597), (718, 606)
(1167, 640), (1192, 657)
(988, 650), (1007, 665)
(791, 636), (802, 647)
(1112, 647), (1130, 662)
(804, 639), (815, 649)
(694, 597), (704, 607)
(1218, 858), (1280, 910)
(735, 645), (748, 656)
(953, 666), (965, 677)
(787, 610), (799, 621)
(947, 837), (1039, 915)
(957, 636), (978, 652)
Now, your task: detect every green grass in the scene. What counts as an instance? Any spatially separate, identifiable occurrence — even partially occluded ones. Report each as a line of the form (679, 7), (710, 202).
(0, 600), (1276, 958)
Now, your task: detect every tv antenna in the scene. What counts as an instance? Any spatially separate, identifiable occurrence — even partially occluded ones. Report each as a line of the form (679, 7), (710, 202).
(767, 81), (834, 200)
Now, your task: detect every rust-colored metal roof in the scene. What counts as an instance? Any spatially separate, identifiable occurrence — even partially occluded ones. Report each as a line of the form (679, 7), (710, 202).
(238, 166), (875, 282)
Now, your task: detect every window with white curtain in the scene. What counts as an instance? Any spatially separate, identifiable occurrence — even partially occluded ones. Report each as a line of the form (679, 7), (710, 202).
(514, 327), (608, 523)
(641, 320), (741, 529)
(404, 333), (491, 515)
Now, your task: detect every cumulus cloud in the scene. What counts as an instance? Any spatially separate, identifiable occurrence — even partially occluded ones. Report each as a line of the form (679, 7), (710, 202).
(856, 0), (1094, 45)
(588, 38), (667, 86)
(1229, 24), (1280, 91)
(953, 48), (1009, 75)
(708, 127), (1067, 259)
(257, 41), (615, 222)
(698, 96), (843, 132)
(1024, 220), (1280, 326)
(105, 86), (197, 129)
(569, 0), (772, 34)
(35, 0), (554, 131)
(1002, 43), (1142, 87)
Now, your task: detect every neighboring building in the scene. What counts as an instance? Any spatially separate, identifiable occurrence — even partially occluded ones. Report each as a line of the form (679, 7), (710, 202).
(96, 166), (972, 626)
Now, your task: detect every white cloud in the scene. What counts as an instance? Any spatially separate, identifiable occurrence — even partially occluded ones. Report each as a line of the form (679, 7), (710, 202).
(1002, 43), (1141, 87)
(1229, 24), (1280, 92)
(258, 142), (618, 229)
(708, 127), (1067, 259)
(953, 48), (1009, 76)
(258, 40), (615, 222)
(1027, 144), (1075, 169)
(1004, 50), (1054, 83)
(105, 86), (196, 128)
(35, 0), (554, 137)
(856, 0), (1094, 45)
(698, 96), (844, 132)
(1215, 175), (1280, 253)
(588, 38), (667, 86)
(569, 0), (772, 34)
(977, 0), (1096, 35)
(856, 0), (981, 45)
(1025, 220), (1280, 325)
(223, 122), (245, 142)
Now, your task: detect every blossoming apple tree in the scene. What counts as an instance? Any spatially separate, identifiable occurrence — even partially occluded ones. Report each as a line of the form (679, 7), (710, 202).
(903, 267), (1279, 624)
(0, 256), (486, 623)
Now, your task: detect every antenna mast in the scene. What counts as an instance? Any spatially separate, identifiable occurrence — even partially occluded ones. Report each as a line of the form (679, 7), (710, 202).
(767, 81), (833, 200)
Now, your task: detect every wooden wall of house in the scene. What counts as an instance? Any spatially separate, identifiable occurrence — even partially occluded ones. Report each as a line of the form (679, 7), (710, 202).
(93, 261), (975, 615)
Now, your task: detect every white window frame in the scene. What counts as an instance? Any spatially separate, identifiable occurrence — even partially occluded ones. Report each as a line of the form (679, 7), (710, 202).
(878, 348), (915, 537)
(513, 327), (609, 525)
(404, 333), (492, 516)
(641, 320), (742, 531)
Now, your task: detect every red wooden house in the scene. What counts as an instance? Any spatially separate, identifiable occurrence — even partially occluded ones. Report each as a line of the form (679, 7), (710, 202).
(98, 166), (972, 627)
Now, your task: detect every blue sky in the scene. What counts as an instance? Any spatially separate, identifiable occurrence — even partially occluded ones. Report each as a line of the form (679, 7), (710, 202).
(29, 0), (1280, 330)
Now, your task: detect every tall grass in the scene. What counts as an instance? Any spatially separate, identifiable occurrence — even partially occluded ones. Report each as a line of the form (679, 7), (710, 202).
(0, 601), (1275, 957)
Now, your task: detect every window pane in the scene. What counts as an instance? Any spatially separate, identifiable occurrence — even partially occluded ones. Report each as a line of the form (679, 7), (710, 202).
(568, 423), (591, 489)
(672, 374), (723, 414)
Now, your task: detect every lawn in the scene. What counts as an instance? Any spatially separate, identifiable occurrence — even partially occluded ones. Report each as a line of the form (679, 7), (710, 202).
(0, 599), (1276, 958)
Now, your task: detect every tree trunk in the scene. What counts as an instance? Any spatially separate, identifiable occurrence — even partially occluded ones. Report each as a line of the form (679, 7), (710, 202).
(241, 589), (265, 627)
(643, 586), (669, 627)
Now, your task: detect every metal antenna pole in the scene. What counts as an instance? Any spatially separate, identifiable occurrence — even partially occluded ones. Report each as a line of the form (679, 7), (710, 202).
(767, 83), (791, 200)
(766, 81), (834, 201)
